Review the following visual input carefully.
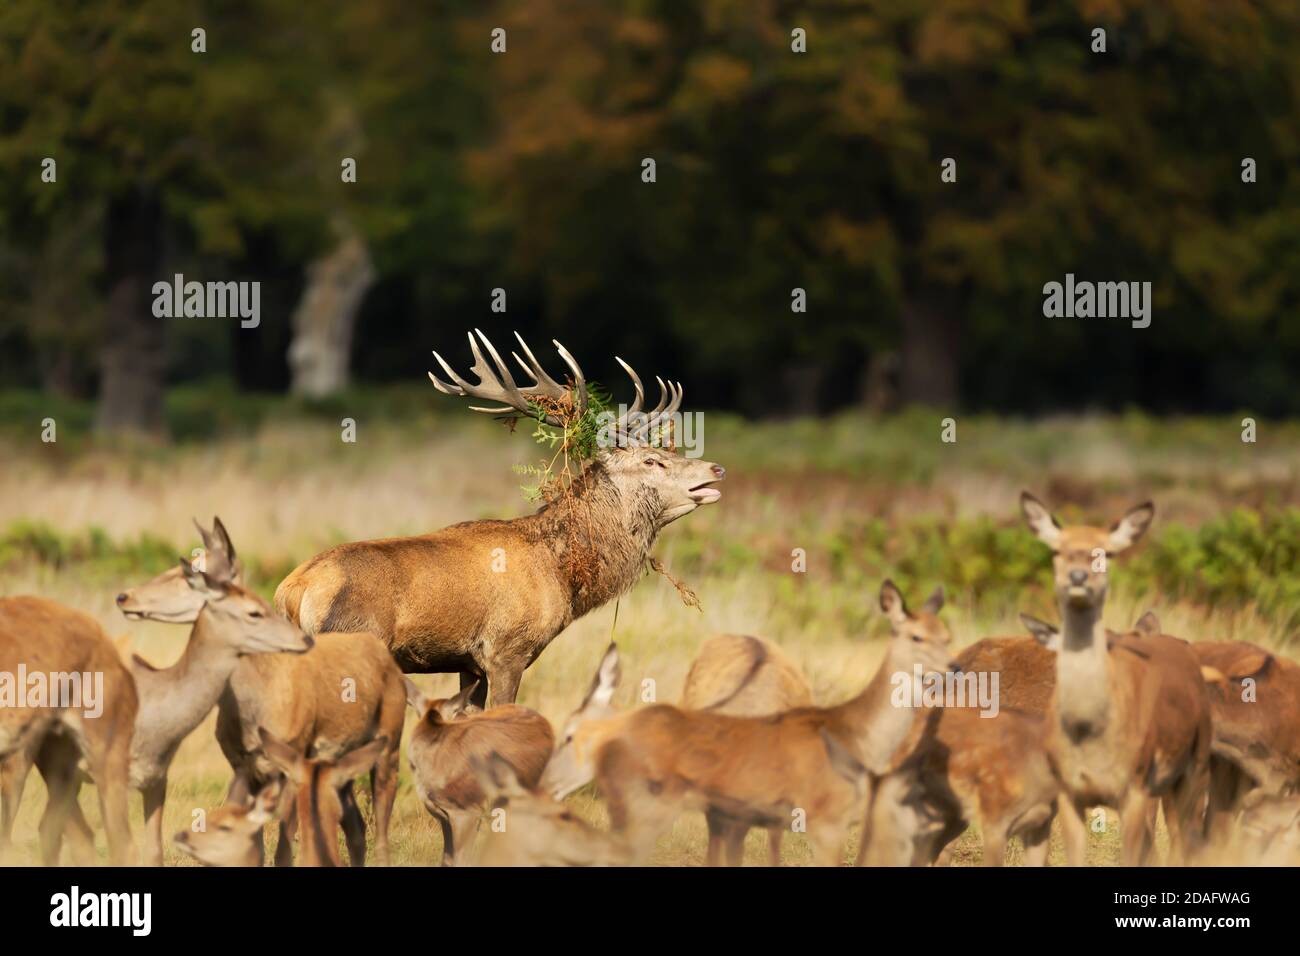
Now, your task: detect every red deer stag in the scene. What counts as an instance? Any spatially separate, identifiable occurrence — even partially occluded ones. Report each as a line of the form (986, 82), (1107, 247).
(275, 330), (725, 707)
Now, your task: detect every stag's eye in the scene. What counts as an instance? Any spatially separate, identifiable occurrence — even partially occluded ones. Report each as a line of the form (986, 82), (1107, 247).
(248, 609), (264, 619)
(643, 458), (656, 466)
(912, 634), (924, 643)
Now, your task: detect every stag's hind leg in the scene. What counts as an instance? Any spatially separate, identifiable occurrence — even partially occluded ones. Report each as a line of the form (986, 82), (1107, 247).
(340, 782), (367, 867)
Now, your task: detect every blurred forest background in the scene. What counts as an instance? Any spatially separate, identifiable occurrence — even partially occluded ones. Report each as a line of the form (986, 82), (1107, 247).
(1, 0), (1298, 434)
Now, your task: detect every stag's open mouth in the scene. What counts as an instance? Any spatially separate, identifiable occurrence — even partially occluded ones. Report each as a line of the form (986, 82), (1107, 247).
(688, 481), (722, 504)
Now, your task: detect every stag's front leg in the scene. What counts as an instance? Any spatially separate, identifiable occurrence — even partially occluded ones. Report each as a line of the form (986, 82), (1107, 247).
(485, 666), (523, 708)
(141, 778), (168, 867)
(0, 745), (34, 857)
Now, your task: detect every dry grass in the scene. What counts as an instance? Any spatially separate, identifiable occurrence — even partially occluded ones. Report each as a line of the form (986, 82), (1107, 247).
(0, 411), (1296, 866)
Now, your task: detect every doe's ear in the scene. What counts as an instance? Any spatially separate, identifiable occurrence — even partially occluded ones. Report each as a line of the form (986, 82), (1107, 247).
(473, 751), (528, 802)
(1133, 610), (1161, 638)
(879, 580), (909, 628)
(328, 736), (389, 787)
(402, 676), (429, 714)
(179, 557), (223, 598)
(1020, 492), (1062, 549)
(1020, 614), (1061, 651)
(581, 644), (621, 711)
(920, 586), (945, 616)
(211, 516), (237, 563)
(436, 681), (480, 720)
(258, 727), (306, 785)
(1107, 501), (1155, 554)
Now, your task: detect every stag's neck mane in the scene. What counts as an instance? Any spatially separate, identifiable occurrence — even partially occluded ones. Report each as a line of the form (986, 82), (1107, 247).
(520, 460), (661, 618)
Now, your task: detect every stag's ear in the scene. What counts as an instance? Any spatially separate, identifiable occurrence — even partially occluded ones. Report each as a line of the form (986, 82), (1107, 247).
(1133, 610), (1161, 638)
(179, 557), (223, 599)
(582, 644), (621, 711)
(920, 586), (945, 616)
(402, 676), (429, 714)
(1020, 492), (1062, 549)
(1107, 501), (1154, 553)
(328, 737), (388, 787)
(879, 580), (910, 628)
(258, 727), (305, 785)
(1021, 614), (1061, 650)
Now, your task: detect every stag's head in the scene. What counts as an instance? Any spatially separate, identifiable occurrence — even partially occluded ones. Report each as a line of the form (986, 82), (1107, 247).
(429, 330), (725, 529)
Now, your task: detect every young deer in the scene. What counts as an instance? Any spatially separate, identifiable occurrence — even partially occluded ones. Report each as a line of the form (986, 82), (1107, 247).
(1190, 640), (1300, 842)
(118, 520), (405, 867)
(259, 728), (389, 867)
(471, 752), (629, 867)
(541, 581), (959, 865)
(1019, 492), (1211, 866)
(0, 597), (139, 866)
(681, 633), (813, 866)
(27, 543), (313, 867)
(275, 330), (725, 708)
(172, 780), (282, 867)
(405, 678), (555, 865)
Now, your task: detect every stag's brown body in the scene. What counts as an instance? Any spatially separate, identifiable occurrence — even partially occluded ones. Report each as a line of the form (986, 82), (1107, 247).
(0, 596), (138, 866)
(276, 331), (724, 707)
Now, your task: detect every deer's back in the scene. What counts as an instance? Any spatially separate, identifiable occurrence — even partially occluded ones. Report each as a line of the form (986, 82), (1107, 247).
(275, 525), (569, 671)
(222, 631), (405, 764)
(0, 596), (137, 753)
(956, 635), (1055, 715)
(681, 634), (812, 715)
(602, 704), (853, 820)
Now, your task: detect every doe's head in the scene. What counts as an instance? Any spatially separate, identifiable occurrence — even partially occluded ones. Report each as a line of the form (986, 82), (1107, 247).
(1021, 492), (1154, 613)
(117, 517), (243, 623)
(541, 643), (621, 801)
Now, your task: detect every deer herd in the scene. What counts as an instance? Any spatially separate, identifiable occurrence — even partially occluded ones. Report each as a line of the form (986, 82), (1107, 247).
(1, 330), (1298, 867)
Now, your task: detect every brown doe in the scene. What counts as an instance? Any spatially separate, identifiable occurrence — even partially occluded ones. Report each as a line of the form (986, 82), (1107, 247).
(117, 520), (405, 867)
(540, 581), (959, 865)
(275, 330), (725, 707)
(404, 677), (555, 865)
(0, 597), (139, 866)
(680, 633), (813, 866)
(1019, 492), (1211, 866)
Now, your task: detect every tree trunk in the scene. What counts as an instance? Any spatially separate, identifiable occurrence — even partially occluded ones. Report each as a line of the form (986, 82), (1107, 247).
(898, 293), (960, 408)
(287, 221), (375, 398)
(96, 189), (167, 435)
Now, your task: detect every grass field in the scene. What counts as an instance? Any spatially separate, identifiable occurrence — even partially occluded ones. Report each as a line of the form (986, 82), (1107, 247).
(1, 391), (1296, 865)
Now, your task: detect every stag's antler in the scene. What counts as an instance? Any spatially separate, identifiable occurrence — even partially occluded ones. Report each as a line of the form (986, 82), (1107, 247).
(430, 329), (586, 427)
(429, 330), (683, 445)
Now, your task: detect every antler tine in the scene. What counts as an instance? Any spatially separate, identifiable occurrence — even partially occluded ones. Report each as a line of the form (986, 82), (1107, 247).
(638, 380), (683, 441)
(429, 351), (470, 395)
(614, 358), (645, 414)
(430, 330), (577, 425)
(552, 340), (587, 414)
(510, 332), (568, 400)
